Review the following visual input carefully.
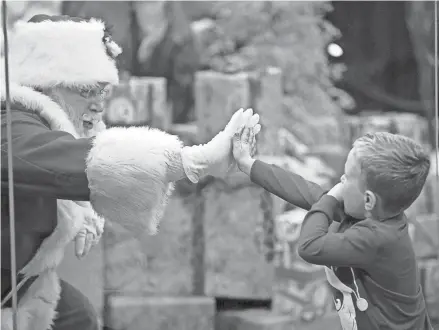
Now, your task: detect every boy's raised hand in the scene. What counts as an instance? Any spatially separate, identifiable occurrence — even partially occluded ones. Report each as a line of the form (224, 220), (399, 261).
(233, 125), (257, 175)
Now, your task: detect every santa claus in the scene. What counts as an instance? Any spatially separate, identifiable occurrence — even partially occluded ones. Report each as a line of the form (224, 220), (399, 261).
(0, 14), (260, 330)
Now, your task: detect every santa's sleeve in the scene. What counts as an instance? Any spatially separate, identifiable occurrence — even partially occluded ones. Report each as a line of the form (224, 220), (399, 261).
(2, 110), (186, 235)
(1, 110), (93, 200)
(86, 126), (185, 235)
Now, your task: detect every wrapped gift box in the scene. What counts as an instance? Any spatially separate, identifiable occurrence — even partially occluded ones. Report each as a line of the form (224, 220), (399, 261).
(419, 258), (439, 321)
(104, 77), (171, 131)
(194, 68), (284, 154)
(272, 209), (333, 320)
(102, 195), (195, 298)
(216, 309), (341, 330)
(194, 69), (287, 298)
(107, 295), (215, 330)
(410, 214), (439, 320)
(344, 112), (430, 147)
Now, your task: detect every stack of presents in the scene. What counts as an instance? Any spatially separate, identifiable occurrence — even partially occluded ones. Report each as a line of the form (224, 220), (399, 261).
(101, 70), (438, 330)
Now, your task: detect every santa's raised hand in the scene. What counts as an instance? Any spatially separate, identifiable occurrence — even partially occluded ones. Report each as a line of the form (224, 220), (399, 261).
(181, 108), (261, 183)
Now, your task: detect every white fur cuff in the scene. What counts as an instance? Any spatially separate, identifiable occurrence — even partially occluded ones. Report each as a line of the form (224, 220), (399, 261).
(86, 126), (183, 235)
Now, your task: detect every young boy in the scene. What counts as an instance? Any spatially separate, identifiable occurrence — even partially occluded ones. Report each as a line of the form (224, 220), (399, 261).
(233, 126), (433, 330)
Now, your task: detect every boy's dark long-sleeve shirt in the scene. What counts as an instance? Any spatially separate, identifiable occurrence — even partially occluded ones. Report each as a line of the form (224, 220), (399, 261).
(297, 195), (379, 268)
(250, 160), (433, 330)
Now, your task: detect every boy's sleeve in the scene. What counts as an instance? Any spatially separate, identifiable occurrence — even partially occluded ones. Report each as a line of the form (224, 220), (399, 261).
(250, 160), (326, 211)
(297, 195), (380, 268)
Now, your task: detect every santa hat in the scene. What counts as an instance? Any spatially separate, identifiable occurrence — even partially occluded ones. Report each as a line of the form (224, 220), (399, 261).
(2, 14), (122, 89)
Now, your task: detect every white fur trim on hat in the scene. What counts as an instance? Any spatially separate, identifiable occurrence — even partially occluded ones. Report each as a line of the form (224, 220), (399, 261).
(1, 18), (121, 88)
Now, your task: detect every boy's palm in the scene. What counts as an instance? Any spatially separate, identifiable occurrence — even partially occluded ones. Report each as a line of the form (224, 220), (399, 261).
(233, 126), (256, 161)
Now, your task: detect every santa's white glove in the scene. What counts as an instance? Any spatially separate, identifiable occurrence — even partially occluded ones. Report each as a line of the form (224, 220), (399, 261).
(75, 208), (104, 259)
(181, 108), (261, 183)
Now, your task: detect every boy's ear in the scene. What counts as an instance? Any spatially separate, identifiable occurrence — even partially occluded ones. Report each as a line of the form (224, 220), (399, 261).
(364, 190), (376, 211)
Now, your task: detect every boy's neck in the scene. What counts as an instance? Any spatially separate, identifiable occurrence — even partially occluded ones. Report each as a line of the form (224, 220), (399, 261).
(367, 208), (403, 222)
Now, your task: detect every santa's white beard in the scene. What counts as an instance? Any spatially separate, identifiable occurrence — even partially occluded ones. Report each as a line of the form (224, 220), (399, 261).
(50, 91), (106, 138)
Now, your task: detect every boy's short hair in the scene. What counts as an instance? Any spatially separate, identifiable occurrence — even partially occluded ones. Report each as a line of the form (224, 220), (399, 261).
(353, 132), (430, 213)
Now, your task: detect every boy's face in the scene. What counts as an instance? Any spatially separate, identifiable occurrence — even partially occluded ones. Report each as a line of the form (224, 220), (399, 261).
(340, 149), (366, 219)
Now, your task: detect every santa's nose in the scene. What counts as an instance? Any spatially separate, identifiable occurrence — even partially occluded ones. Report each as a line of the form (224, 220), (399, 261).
(89, 102), (104, 113)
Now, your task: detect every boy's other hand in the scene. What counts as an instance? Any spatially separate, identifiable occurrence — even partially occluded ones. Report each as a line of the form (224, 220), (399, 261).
(327, 182), (344, 202)
(233, 125), (256, 175)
